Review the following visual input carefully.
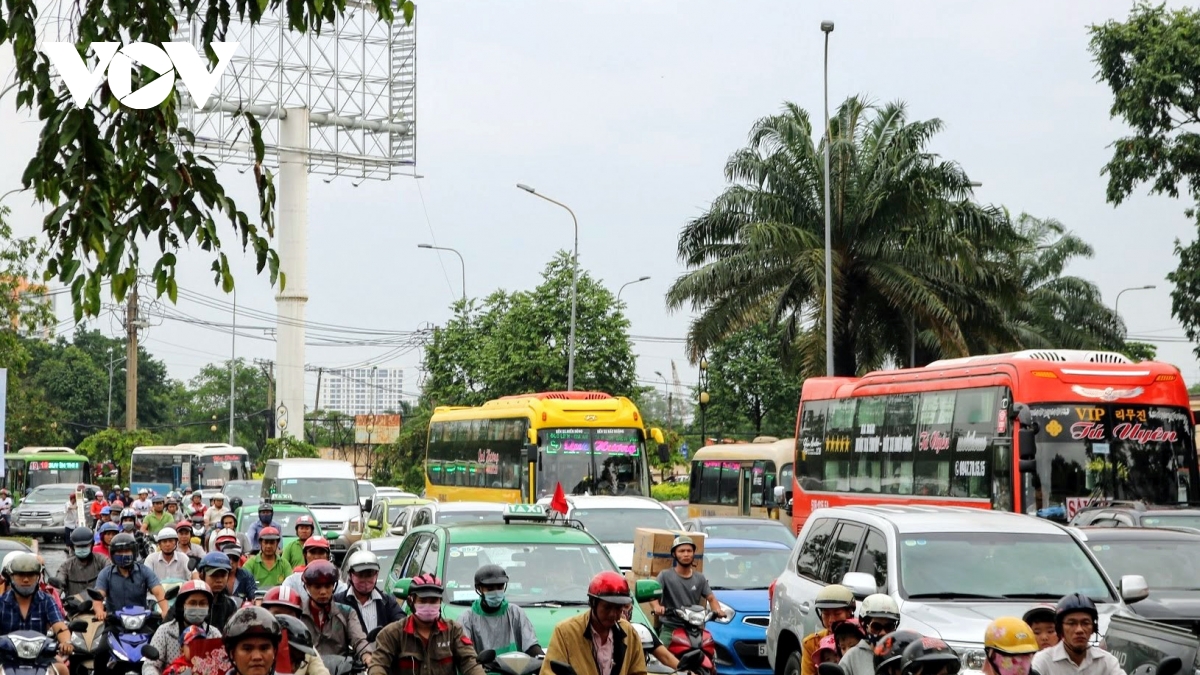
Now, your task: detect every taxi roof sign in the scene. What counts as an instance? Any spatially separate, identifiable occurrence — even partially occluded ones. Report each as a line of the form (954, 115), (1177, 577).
(503, 503), (550, 523)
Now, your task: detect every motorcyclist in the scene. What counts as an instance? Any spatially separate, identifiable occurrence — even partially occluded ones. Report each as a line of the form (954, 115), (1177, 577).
(263, 585), (306, 619)
(282, 515), (317, 569)
(275, 614), (334, 675)
(333, 550), (404, 636)
(119, 508), (152, 559)
(143, 495), (175, 536)
(204, 493), (230, 529)
(1031, 593), (1125, 675)
(1022, 605), (1059, 652)
(89, 491), (108, 527)
(0, 488), (13, 536)
(106, 485), (121, 503)
(898, 636), (961, 675)
(248, 503), (281, 552)
(222, 543), (259, 604)
(842, 593), (901, 675)
(299, 559), (368, 657)
(649, 535), (724, 643)
(0, 553), (71, 675)
(163, 496), (183, 524)
(540, 571), (647, 675)
(458, 564), (541, 656)
(224, 606), (283, 675)
(245, 527), (290, 588)
(982, 617), (1039, 675)
(197, 551), (242, 629)
(174, 521), (206, 561)
(145, 527), (191, 581)
(92, 522), (120, 558)
(131, 488), (153, 517)
(187, 491), (206, 519)
(282, 536), (333, 601)
(60, 526), (110, 597)
(64, 491), (80, 545)
(874, 631), (924, 675)
(370, 573), (485, 675)
(800, 584), (856, 675)
(92, 532), (169, 621)
(143, 580), (224, 675)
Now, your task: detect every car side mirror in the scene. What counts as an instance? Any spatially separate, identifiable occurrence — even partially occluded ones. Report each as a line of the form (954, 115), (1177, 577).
(1156, 656), (1183, 675)
(634, 578), (662, 603)
(657, 445), (670, 464)
(840, 572), (878, 598)
(1120, 574), (1149, 603)
(773, 486), (785, 503)
(368, 520), (380, 529)
(363, 499), (373, 514)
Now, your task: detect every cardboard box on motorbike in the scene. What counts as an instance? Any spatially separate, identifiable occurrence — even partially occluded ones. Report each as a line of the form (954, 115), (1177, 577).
(632, 528), (705, 578)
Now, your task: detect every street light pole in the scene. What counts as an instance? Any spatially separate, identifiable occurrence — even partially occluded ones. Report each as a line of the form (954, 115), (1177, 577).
(821, 20), (835, 377)
(654, 371), (671, 431)
(106, 348), (125, 427)
(517, 183), (580, 391)
(698, 358), (710, 446)
(1115, 285), (1157, 325)
(617, 276), (651, 303)
(229, 286), (237, 446)
(417, 244), (467, 303)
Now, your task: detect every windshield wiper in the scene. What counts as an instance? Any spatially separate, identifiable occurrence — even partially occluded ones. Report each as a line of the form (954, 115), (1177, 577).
(523, 600), (590, 607)
(1000, 593), (1066, 600)
(306, 502), (350, 506)
(906, 592), (1005, 600)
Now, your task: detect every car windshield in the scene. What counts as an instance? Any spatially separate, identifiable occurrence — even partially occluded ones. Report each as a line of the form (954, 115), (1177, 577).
(274, 478), (359, 506)
(23, 487), (75, 504)
(442, 543), (618, 606)
(700, 523), (796, 547)
(705, 547), (789, 590)
(1087, 538), (1200, 591)
(239, 509), (317, 536)
(899, 532), (1114, 602)
(225, 482), (261, 502)
(1140, 515), (1200, 531)
(438, 510), (505, 525)
(572, 508), (678, 543)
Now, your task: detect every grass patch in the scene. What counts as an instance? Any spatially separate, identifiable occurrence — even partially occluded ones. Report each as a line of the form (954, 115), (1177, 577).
(0, 536), (35, 549)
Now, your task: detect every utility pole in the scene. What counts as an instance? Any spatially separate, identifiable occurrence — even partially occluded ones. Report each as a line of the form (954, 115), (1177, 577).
(125, 284), (139, 430)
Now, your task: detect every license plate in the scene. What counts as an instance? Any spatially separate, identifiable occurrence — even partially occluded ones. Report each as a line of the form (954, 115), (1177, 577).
(757, 644), (768, 657)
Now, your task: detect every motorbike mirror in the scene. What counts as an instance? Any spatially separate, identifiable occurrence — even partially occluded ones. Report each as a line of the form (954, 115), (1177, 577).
(164, 585), (181, 601)
(550, 662), (577, 675)
(68, 619), (87, 633)
(477, 649), (497, 665)
(366, 626), (383, 643)
(1157, 656), (1183, 675)
(47, 576), (64, 590)
(143, 646), (160, 661)
(676, 650), (704, 673)
(818, 664), (847, 675)
(85, 587), (104, 602)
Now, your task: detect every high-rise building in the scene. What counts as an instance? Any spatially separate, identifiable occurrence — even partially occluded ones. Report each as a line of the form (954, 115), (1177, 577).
(317, 367), (405, 416)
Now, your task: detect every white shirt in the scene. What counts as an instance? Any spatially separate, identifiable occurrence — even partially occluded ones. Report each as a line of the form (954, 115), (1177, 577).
(0, 497), (13, 515)
(144, 550), (191, 581)
(1032, 642), (1127, 675)
(131, 498), (152, 516)
(347, 589), (384, 633)
(205, 506), (229, 528)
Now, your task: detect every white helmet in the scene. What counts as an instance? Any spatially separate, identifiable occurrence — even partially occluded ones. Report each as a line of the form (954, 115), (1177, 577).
(156, 527), (179, 542)
(1, 551), (23, 576)
(212, 493), (227, 502)
(859, 593), (900, 622)
(345, 550), (380, 575)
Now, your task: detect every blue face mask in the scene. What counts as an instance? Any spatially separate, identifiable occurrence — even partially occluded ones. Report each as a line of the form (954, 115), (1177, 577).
(258, 514), (272, 525)
(112, 552), (135, 568)
(483, 590), (505, 607)
(74, 547), (92, 560)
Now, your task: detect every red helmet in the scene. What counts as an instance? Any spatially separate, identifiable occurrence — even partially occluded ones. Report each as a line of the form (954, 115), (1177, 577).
(258, 527), (281, 541)
(176, 580), (214, 607)
(262, 585), (303, 612)
(294, 516), (315, 530)
(301, 560), (339, 587)
(588, 571), (632, 605)
(410, 573), (444, 598)
(302, 536), (330, 552)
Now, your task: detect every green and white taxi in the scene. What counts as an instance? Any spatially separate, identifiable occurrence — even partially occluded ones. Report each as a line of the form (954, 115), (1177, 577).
(384, 503), (660, 644)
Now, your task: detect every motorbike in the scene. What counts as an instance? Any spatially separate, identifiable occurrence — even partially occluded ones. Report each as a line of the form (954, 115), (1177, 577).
(319, 627), (381, 675)
(666, 606), (716, 675)
(86, 588), (159, 675)
(477, 649), (544, 675)
(630, 623), (675, 675)
(63, 592), (103, 675)
(0, 630), (60, 675)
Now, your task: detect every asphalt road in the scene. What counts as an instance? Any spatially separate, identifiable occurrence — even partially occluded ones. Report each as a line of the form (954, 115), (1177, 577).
(41, 540), (69, 580)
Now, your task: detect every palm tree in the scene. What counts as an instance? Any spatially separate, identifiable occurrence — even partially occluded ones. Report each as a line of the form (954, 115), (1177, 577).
(667, 96), (1025, 376)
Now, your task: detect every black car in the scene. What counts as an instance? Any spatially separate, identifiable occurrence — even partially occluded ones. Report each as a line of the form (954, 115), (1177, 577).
(1069, 502), (1200, 531)
(1076, 526), (1200, 635)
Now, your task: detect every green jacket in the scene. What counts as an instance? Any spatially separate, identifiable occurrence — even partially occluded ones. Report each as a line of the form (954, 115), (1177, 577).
(143, 511), (176, 536)
(244, 554), (290, 588)
(281, 539), (306, 570)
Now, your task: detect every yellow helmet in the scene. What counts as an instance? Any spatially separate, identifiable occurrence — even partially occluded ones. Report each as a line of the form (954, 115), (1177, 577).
(984, 617), (1039, 655)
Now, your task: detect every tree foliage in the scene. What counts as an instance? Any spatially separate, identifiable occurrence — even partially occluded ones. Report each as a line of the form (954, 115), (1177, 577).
(700, 323), (801, 437)
(77, 428), (163, 483)
(372, 406), (430, 492)
(423, 252), (640, 404)
(258, 436), (319, 469)
(171, 359), (270, 455)
(0, 0), (413, 319)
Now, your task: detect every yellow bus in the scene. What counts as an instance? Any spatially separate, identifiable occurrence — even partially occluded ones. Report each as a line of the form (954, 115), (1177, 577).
(425, 391), (664, 504)
(687, 437), (794, 519)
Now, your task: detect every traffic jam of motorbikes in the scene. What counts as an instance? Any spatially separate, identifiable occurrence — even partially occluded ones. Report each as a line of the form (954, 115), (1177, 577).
(0, 473), (1191, 675)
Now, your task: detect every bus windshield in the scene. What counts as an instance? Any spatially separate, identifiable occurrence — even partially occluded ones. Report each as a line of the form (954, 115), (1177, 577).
(198, 453), (249, 489)
(539, 428), (647, 498)
(132, 454), (196, 492)
(1029, 404), (1195, 511)
(27, 460), (87, 489)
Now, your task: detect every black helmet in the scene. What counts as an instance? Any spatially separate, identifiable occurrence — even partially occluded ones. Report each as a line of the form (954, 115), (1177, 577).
(874, 630), (923, 675)
(111, 532), (137, 552)
(258, 503), (274, 512)
(275, 614), (316, 656)
(474, 564), (509, 587)
(900, 637), (961, 675)
(1054, 592), (1099, 636)
(223, 607), (282, 653)
(70, 527), (94, 547)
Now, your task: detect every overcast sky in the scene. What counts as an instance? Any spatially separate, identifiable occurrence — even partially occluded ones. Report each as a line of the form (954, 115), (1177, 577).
(0, 0), (1196, 411)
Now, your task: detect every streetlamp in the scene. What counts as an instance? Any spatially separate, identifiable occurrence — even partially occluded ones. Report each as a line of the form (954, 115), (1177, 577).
(517, 183), (580, 391)
(821, 19), (835, 377)
(106, 348), (127, 427)
(1115, 285), (1157, 324)
(698, 358), (710, 446)
(617, 276), (651, 303)
(654, 370), (672, 430)
(417, 244), (467, 303)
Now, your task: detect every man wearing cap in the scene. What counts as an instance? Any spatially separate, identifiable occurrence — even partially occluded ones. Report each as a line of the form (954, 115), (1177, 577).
(143, 495), (175, 537)
(459, 563), (540, 656)
(247, 503), (281, 553)
(221, 541), (259, 605)
(244, 527), (290, 588)
(145, 528), (191, 581)
(131, 488), (153, 518)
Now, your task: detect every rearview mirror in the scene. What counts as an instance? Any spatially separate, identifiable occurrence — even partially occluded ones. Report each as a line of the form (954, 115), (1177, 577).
(650, 428), (665, 445)
(391, 578), (412, 600)
(525, 444), (539, 465)
(634, 578), (662, 603)
(368, 520), (380, 529)
(363, 498), (373, 514)
(657, 445), (670, 464)
(143, 646), (160, 661)
(1156, 656), (1183, 675)
(773, 486), (785, 503)
(1120, 574), (1149, 603)
(840, 572), (878, 599)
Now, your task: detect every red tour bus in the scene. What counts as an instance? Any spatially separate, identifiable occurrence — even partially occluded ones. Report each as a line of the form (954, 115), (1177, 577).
(786, 349), (1199, 531)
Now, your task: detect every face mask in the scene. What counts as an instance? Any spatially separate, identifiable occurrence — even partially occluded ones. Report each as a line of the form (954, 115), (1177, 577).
(483, 590), (505, 607)
(74, 547), (92, 560)
(183, 608), (209, 626)
(12, 582), (37, 597)
(990, 653), (1033, 675)
(413, 603), (441, 623)
(258, 514), (272, 525)
(122, 522), (135, 532)
(351, 575), (376, 596)
(113, 552), (135, 568)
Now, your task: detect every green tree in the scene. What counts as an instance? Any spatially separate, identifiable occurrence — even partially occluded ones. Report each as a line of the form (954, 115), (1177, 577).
(77, 428), (163, 485)
(373, 406), (431, 492)
(666, 97), (1024, 377)
(30, 344), (107, 445)
(170, 359), (270, 455)
(423, 252), (640, 404)
(701, 323), (801, 437)
(257, 437), (320, 470)
(0, 0), (414, 320)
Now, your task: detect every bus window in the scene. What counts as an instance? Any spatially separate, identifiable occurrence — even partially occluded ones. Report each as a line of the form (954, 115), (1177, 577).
(914, 392), (955, 496)
(699, 463), (720, 503)
(798, 401), (829, 490)
(950, 388), (998, 499)
(882, 395), (917, 494)
(824, 400), (854, 491)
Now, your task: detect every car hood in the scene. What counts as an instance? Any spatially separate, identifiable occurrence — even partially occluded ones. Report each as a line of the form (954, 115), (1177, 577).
(305, 505), (359, 520)
(713, 589), (769, 614)
(606, 542), (634, 569)
(901, 600), (1121, 645)
(1127, 590), (1200, 621)
(15, 502), (65, 514)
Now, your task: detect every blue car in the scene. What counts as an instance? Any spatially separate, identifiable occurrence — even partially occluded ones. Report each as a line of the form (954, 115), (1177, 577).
(703, 538), (791, 675)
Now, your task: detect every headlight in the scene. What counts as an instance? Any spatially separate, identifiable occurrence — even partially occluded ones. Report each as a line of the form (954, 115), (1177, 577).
(11, 635), (44, 660)
(713, 602), (734, 624)
(122, 614), (146, 631)
(945, 643), (987, 673)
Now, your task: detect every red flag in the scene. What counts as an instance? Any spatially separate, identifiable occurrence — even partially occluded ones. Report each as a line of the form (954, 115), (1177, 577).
(550, 482), (569, 515)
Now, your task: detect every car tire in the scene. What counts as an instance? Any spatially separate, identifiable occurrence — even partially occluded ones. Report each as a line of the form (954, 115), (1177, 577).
(784, 650), (802, 675)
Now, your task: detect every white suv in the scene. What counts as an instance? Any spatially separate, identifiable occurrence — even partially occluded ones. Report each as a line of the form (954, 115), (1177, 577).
(766, 505), (1147, 675)
(535, 494), (683, 569)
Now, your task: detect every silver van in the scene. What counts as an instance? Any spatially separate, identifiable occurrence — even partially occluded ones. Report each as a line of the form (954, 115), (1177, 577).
(262, 458), (363, 558)
(766, 505), (1148, 675)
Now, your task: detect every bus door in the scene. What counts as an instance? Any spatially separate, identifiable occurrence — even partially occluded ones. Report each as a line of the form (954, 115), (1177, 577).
(739, 463), (753, 516)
